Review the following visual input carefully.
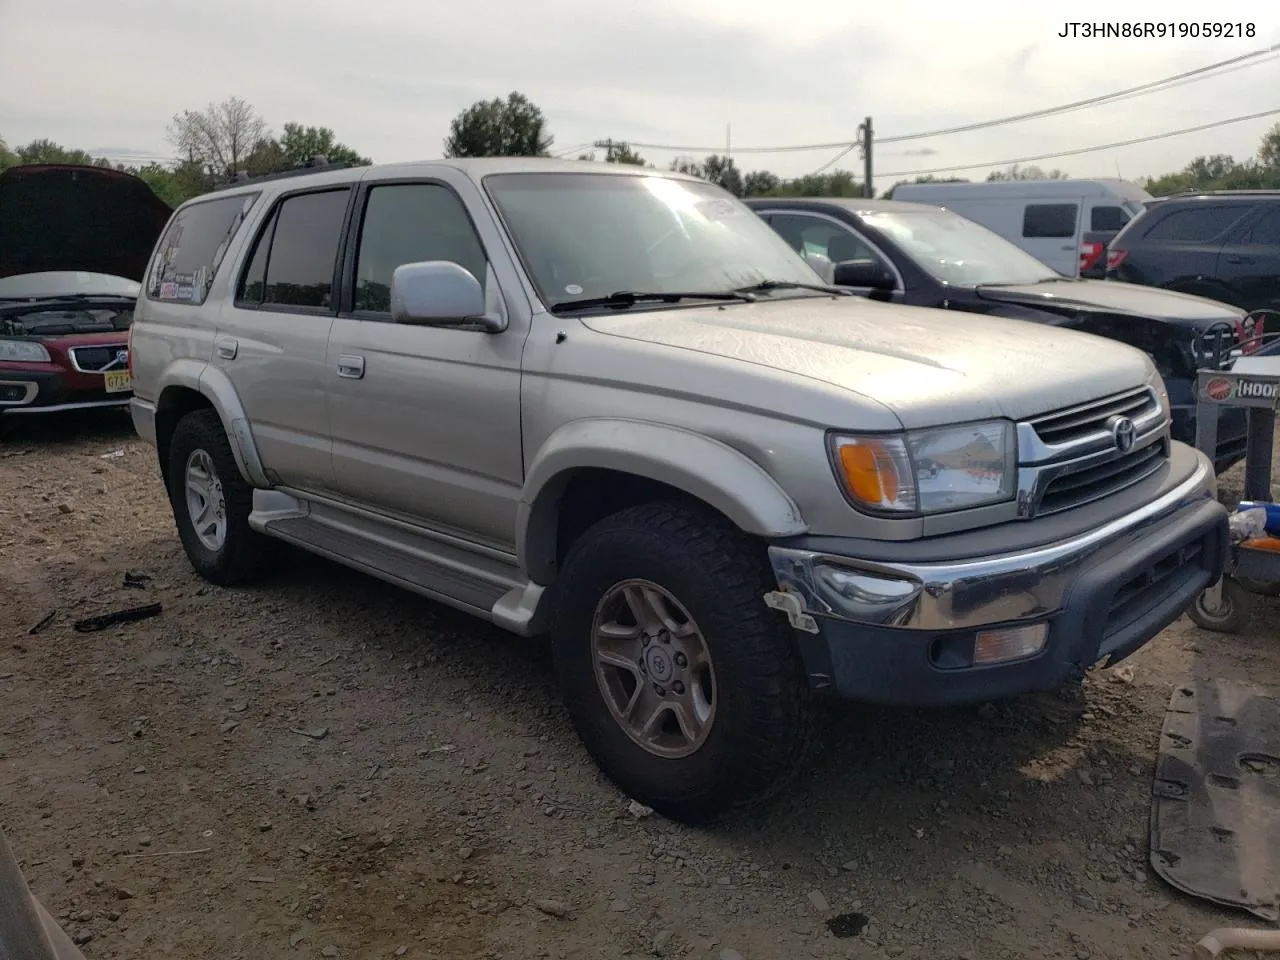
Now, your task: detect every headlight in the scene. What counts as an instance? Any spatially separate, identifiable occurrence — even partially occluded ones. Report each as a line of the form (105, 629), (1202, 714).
(830, 420), (1016, 515)
(0, 339), (51, 363)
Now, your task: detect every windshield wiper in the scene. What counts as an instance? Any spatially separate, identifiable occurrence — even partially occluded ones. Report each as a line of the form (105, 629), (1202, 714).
(734, 279), (850, 296)
(551, 290), (757, 312)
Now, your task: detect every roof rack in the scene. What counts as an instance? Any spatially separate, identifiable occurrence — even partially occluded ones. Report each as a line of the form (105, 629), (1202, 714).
(211, 155), (349, 192)
(1162, 188), (1280, 199)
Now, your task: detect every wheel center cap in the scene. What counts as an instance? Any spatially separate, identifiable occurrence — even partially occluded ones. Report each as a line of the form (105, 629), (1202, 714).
(644, 645), (676, 684)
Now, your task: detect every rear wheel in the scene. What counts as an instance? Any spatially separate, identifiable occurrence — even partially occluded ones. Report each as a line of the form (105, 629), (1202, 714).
(550, 500), (814, 823)
(166, 409), (271, 586)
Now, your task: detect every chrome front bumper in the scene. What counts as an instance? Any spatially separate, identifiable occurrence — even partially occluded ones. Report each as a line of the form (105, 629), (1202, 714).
(768, 451), (1219, 633)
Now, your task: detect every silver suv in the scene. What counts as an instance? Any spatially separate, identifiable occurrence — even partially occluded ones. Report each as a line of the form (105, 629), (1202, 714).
(128, 159), (1228, 822)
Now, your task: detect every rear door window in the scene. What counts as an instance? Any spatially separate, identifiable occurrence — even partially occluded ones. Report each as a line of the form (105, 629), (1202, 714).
(1243, 207), (1280, 246)
(147, 192), (260, 304)
(1090, 205), (1129, 232)
(1022, 203), (1078, 238)
(1143, 205), (1248, 243)
(235, 189), (350, 310)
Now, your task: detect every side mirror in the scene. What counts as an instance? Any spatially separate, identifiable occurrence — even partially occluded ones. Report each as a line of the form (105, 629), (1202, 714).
(802, 250), (835, 284)
(833, 258), (896, 291)
(390, 261), (504, 332)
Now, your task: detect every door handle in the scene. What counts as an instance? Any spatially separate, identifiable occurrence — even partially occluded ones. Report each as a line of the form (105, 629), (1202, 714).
(1225, 255), (1253, 264)
(336, 355), (365, 379)
(215, 337), (238, 360)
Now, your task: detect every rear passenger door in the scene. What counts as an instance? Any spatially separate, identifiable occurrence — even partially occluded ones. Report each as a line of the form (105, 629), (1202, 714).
(1134, 203), (1248, 291)
(1216, 205), (1280, 313)
(324, 175), (527, 552)
(1020, 201), (1080, 276)
(215, 185), (354, 493)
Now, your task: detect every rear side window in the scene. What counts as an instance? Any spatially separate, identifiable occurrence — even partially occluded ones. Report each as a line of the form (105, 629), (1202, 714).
(1022, 203), (1078, 239)
(1244, 207), (1280, 246)
(147, 192), (260, 304)
(1143, 205), (1246, 243)
(1090, 205), (1129, 232)
(236, 189), (350, 310)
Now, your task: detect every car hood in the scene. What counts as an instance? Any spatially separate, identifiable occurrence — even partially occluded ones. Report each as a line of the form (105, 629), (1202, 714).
(579, 295), (1152, 429)
(0, 163), (172, 282)
(975, 279), (1244, 327)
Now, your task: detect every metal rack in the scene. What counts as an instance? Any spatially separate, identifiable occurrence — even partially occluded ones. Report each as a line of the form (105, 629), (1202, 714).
(1189, 340), (1280, 633)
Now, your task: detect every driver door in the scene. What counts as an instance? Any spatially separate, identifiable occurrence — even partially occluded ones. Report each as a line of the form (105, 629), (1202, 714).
(758, 212), (904, 301)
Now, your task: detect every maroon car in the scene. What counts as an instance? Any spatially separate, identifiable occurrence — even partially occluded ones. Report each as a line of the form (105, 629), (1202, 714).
(0, 163), (171, 418)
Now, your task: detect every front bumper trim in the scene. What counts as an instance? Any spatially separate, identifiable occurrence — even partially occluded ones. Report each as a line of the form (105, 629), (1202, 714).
(768, 452), (1217, 633)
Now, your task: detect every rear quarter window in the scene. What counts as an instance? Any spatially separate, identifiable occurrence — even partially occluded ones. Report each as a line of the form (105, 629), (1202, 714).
(147, 192), (261, 304)
(1022, 203), (1078, 238)
(1141, 205), (1248, 244)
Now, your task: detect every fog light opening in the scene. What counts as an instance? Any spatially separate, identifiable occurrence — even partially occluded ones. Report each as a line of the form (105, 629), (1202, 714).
(973, 623), (1049, 665)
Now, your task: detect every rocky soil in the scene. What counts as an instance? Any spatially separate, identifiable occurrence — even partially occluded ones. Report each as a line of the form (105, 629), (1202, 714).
(2, 411), (1278, 960)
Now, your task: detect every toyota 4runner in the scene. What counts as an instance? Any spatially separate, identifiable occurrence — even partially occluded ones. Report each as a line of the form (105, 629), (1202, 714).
(128, 159), (1228, 822)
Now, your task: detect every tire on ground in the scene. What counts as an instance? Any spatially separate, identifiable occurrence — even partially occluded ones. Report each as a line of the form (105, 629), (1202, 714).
(166, 408), (271, 586)
(550, 499), (814, 823)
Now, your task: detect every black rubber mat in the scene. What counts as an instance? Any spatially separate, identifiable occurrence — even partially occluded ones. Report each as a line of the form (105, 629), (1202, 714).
(1151, 680), (1280, 921)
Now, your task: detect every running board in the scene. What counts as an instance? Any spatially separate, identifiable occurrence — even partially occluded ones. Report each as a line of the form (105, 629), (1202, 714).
(249, 490), (547, 637)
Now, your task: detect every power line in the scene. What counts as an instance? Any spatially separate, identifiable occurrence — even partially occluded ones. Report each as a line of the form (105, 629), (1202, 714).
(877, 107), (1280, 179)
(606, 43), (1280, 155)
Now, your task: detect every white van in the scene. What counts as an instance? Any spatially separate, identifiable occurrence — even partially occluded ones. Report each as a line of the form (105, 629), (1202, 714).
(889, 178), (1153, 277)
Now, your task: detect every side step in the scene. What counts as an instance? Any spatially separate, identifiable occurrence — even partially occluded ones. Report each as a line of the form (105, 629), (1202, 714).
(249, 490), (547, 636)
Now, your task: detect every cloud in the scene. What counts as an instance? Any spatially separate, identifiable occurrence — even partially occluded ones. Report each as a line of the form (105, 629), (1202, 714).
(1, 0), (1276, 183)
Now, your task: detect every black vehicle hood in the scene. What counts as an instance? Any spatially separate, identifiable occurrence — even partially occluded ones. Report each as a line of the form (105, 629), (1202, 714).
(975, 279), (1244, 329)
(0, 164), (172, 283)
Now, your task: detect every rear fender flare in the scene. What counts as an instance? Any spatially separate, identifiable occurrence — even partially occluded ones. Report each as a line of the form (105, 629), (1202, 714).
(156, 360), (269, 487)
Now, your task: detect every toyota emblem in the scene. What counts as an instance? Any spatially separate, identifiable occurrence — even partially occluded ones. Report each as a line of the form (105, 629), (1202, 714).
(1108, 415), (1136, 453)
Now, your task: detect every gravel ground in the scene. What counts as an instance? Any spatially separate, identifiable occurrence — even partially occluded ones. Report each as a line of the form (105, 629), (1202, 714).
(1, 410), (1278, 960)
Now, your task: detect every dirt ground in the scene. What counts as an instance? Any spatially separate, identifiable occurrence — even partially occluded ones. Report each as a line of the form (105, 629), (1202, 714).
(2, 411), (1278, 960)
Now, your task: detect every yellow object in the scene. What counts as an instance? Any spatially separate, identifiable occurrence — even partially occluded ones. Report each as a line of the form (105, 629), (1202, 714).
(1241, 536), (1280, 552)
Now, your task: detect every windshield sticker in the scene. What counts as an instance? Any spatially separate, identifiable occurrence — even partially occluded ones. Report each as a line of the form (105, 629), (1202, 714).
(695, 199), (742, 222)
(564, 284), (584, 295)
(159, 282), (178, 300)
(191, 267), (207, 302)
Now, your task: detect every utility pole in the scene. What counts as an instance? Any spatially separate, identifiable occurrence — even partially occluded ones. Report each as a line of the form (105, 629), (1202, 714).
(859, 116), (873, 197)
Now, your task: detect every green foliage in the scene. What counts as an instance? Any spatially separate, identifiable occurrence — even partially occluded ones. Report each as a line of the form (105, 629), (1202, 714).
(167, 96), (267, 178)
(279, 123), (371, 167)
(443, 92), (553, 158)
(1145, 149), (1280, 196)
(1261, 123), (1280, 169)
(986, 164), (1068, 182)
(883, 175), (970, 199)
(12, 138), (96, 166)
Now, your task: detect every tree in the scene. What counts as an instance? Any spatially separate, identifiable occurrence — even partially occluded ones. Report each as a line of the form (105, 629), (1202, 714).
(167, 96), (268, 178)
(601, 141), (646, 166)
(278, 123), (371, 167)
(1259, 124), (1280, 168)
(986, 164), (1068, 182)
(13, 138), (95, 166)
(742, 170), (780, 197)
(443, 92), (552, 158)
(670, 155), (744, 196)
(0, 136), (16, 171)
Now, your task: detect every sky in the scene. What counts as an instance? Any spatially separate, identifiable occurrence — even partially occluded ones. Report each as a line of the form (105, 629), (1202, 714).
(1, 0), (1278, 189)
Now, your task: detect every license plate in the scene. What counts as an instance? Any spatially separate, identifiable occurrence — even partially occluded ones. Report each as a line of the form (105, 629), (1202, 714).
(104, 370), (133, 394)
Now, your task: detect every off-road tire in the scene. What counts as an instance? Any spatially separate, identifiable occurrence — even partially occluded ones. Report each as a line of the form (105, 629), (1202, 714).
(550, 500), (814, 824)
(166, 409), (271, 586)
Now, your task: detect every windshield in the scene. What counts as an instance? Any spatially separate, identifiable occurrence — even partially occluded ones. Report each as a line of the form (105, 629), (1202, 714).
(861, 209), (1063, 286)
(483, 172), (824, 309)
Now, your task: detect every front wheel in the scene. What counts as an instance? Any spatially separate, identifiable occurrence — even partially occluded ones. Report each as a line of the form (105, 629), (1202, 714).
(550, 500), (814, 823)
(1187, 577), (1250, 634)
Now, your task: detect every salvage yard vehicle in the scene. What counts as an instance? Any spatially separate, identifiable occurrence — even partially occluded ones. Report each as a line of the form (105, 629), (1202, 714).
(128, 158), (1228, 822)
(0, 163), (171, 418)
(749, 196), (1256, 474)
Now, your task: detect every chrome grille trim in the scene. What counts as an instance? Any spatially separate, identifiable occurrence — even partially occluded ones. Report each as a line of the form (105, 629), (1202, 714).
(1015, 386), (1171, 519)
(68, 344), (129, 374)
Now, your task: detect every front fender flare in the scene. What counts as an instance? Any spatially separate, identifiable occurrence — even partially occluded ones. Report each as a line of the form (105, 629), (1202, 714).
(155, 359), (269, 488)
(518, 419), (807, 584)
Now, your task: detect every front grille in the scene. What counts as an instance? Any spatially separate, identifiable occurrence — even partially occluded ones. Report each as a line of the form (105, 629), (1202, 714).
(1037, 439), (1167, 515)
(68, 344), (128, 373)
(1099, 536), (1207, 659)
(1029, 386), (1158, 447)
